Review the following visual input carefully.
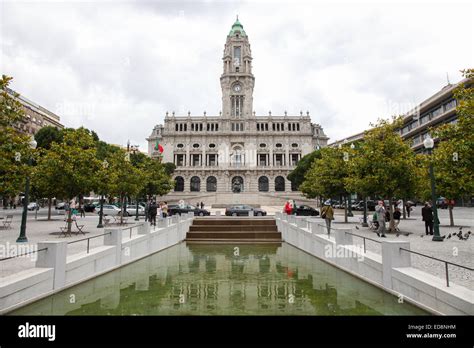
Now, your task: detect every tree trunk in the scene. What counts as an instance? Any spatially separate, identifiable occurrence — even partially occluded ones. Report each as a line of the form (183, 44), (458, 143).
(402, 198), (406, 220)
(449, 204), (454, 227)
(388, 199), (394, 232)
(67, 202), (73, 233)
(120, 194), (124, 225)
(47, 197), (52, 220)
(344, 196), (348, 223)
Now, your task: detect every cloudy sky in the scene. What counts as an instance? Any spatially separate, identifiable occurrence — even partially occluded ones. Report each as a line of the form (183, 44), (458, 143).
(1, 0), (472, 151)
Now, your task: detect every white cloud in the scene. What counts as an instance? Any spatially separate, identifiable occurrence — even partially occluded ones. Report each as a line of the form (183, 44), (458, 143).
(1, 0), (472, 150)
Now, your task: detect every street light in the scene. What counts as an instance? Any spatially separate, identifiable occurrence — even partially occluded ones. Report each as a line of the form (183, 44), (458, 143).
(423, 136), (443, 242)
(17, 138), (37, 243)
(97, 160), (108, 228)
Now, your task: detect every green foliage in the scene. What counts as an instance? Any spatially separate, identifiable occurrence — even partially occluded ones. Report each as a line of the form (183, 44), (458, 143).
(431, 68), (474, 203)
(34, 126), (63, 150)
(344, 117), (420, 200)
(33, 128), (101, 201)
(0, 75), (32, 197)
(288, 149), (322, 190)
(300, 147), (349, 199)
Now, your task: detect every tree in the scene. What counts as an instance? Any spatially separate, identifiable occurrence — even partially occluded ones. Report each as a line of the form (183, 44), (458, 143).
(34, 126), (63, 150)
(300, 147), (351, 222)
(431, 69), (474, 226)
(345, 117), (420, 232)
(108, 149), (144, 224)
(288, 149), (322, 190)
(141, 157), (174, 200)
(0, 75), (32, 203)
(32, 128), (101, 232)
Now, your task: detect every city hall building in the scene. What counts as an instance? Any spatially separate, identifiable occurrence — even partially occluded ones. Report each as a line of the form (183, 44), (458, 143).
(147, 18), (328, 205)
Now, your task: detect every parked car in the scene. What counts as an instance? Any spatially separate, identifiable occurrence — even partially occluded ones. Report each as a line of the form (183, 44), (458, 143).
(351, 200), (376, 211)
(55, 202), (66, 210)
(436, 197), (448, 209)
(27, 202), (39, 211)
(168, 204), (210, 216)
(225, 205), (267, 216)
(293, 205), (319, 216)
(126, 205), (146, 216)
(83, 203), (96, 212)
(97, 204), (121, 216)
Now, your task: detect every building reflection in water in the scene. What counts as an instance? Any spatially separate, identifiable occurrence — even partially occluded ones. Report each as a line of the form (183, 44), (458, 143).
(10, 243), (428, 316)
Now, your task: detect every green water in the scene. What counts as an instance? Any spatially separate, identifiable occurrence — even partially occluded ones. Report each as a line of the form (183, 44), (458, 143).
(10, 243), (428, 315)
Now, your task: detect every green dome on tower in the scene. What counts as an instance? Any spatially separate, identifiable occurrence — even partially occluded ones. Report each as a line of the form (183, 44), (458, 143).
(229, 16), (246, 37)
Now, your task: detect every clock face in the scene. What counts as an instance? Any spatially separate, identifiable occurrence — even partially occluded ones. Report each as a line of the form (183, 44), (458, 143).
(233, 84), (241, 92)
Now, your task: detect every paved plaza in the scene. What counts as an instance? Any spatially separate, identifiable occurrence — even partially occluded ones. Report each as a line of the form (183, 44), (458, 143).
(0, 205), (472, 289)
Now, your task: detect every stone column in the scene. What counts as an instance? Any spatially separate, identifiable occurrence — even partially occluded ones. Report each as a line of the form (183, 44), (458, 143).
(104, 228), (122, 266)
(381, 240), (411, 289)
(36, 241), (67, 289)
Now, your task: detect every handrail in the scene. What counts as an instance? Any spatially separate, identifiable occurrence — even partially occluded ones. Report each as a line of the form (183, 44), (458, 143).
(0, 247), (48, 262)
(345, 231), (381, 253)
(67, 232), (112, 254)
(399, 247), (473, 287)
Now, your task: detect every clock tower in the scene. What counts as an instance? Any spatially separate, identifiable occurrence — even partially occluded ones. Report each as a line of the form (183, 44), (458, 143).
(221, 16), (255, 118)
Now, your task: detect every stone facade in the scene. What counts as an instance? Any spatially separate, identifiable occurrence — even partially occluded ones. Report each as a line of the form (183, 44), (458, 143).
(147, 18), (328, 202)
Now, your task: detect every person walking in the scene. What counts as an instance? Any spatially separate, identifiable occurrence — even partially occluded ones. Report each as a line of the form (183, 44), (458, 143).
(375, 200), (387, 237)
(149, 201), (158, 226)
(200, 201), (204, 209)
(393, 207), (401, 231)
(157, 202), (163, 220)
(144, 200), (150, 222)
(321, 200), (334, 235)
(162, 201), (168, 218)
(421, 202), (434, 235)
(406, 201), (412, 218)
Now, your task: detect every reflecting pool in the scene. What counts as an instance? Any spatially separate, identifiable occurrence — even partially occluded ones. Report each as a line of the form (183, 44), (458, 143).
(10, 243), (428, 315)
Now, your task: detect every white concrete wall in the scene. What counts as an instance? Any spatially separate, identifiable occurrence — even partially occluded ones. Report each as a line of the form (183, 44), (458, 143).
(275, 212), (474, 315)
(0, 213), (194, 314)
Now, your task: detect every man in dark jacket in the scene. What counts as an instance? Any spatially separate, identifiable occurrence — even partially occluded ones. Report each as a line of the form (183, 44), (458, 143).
(149, 201), (158, 226)
(421, 202), (434, 235)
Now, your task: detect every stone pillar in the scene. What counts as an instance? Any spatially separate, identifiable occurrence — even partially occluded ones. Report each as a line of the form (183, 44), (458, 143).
(381, 240), (411, 289)
(36, 241), (67, 289)
(104, 228), (122, 266)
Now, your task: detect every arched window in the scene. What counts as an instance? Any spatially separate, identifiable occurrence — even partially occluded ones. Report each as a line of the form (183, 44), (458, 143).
(275, 176), (285, 192)
(174, 176), (184, 192)
(190, 176), (201, 192)
(206, 176), (217, 192)
(258, 176), (269, 192)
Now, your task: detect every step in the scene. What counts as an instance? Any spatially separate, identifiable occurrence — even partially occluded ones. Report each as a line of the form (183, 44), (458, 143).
(185, 239), (282, 244)
(186, 232), (282, 240)
(189, 225), (278, 232)
(192, 218), (276, 226)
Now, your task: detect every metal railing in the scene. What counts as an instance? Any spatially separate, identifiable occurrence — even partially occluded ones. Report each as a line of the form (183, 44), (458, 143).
(0, 247), (48, 262)
(345, 231), (381, 253)
(67, 232), (112, 254)
(399, 248), (473, 287)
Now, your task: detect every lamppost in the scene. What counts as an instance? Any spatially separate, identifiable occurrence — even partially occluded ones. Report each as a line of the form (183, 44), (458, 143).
(128, 144), (140, 221)
(346, 143), (356, 217)
(16, 138), (37, 243)
(423, 136), (443, 242)
(97, 159), (108, 228)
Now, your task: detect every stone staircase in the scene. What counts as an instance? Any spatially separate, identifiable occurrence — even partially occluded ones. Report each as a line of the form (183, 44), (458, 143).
(186, 217), (282, 243)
